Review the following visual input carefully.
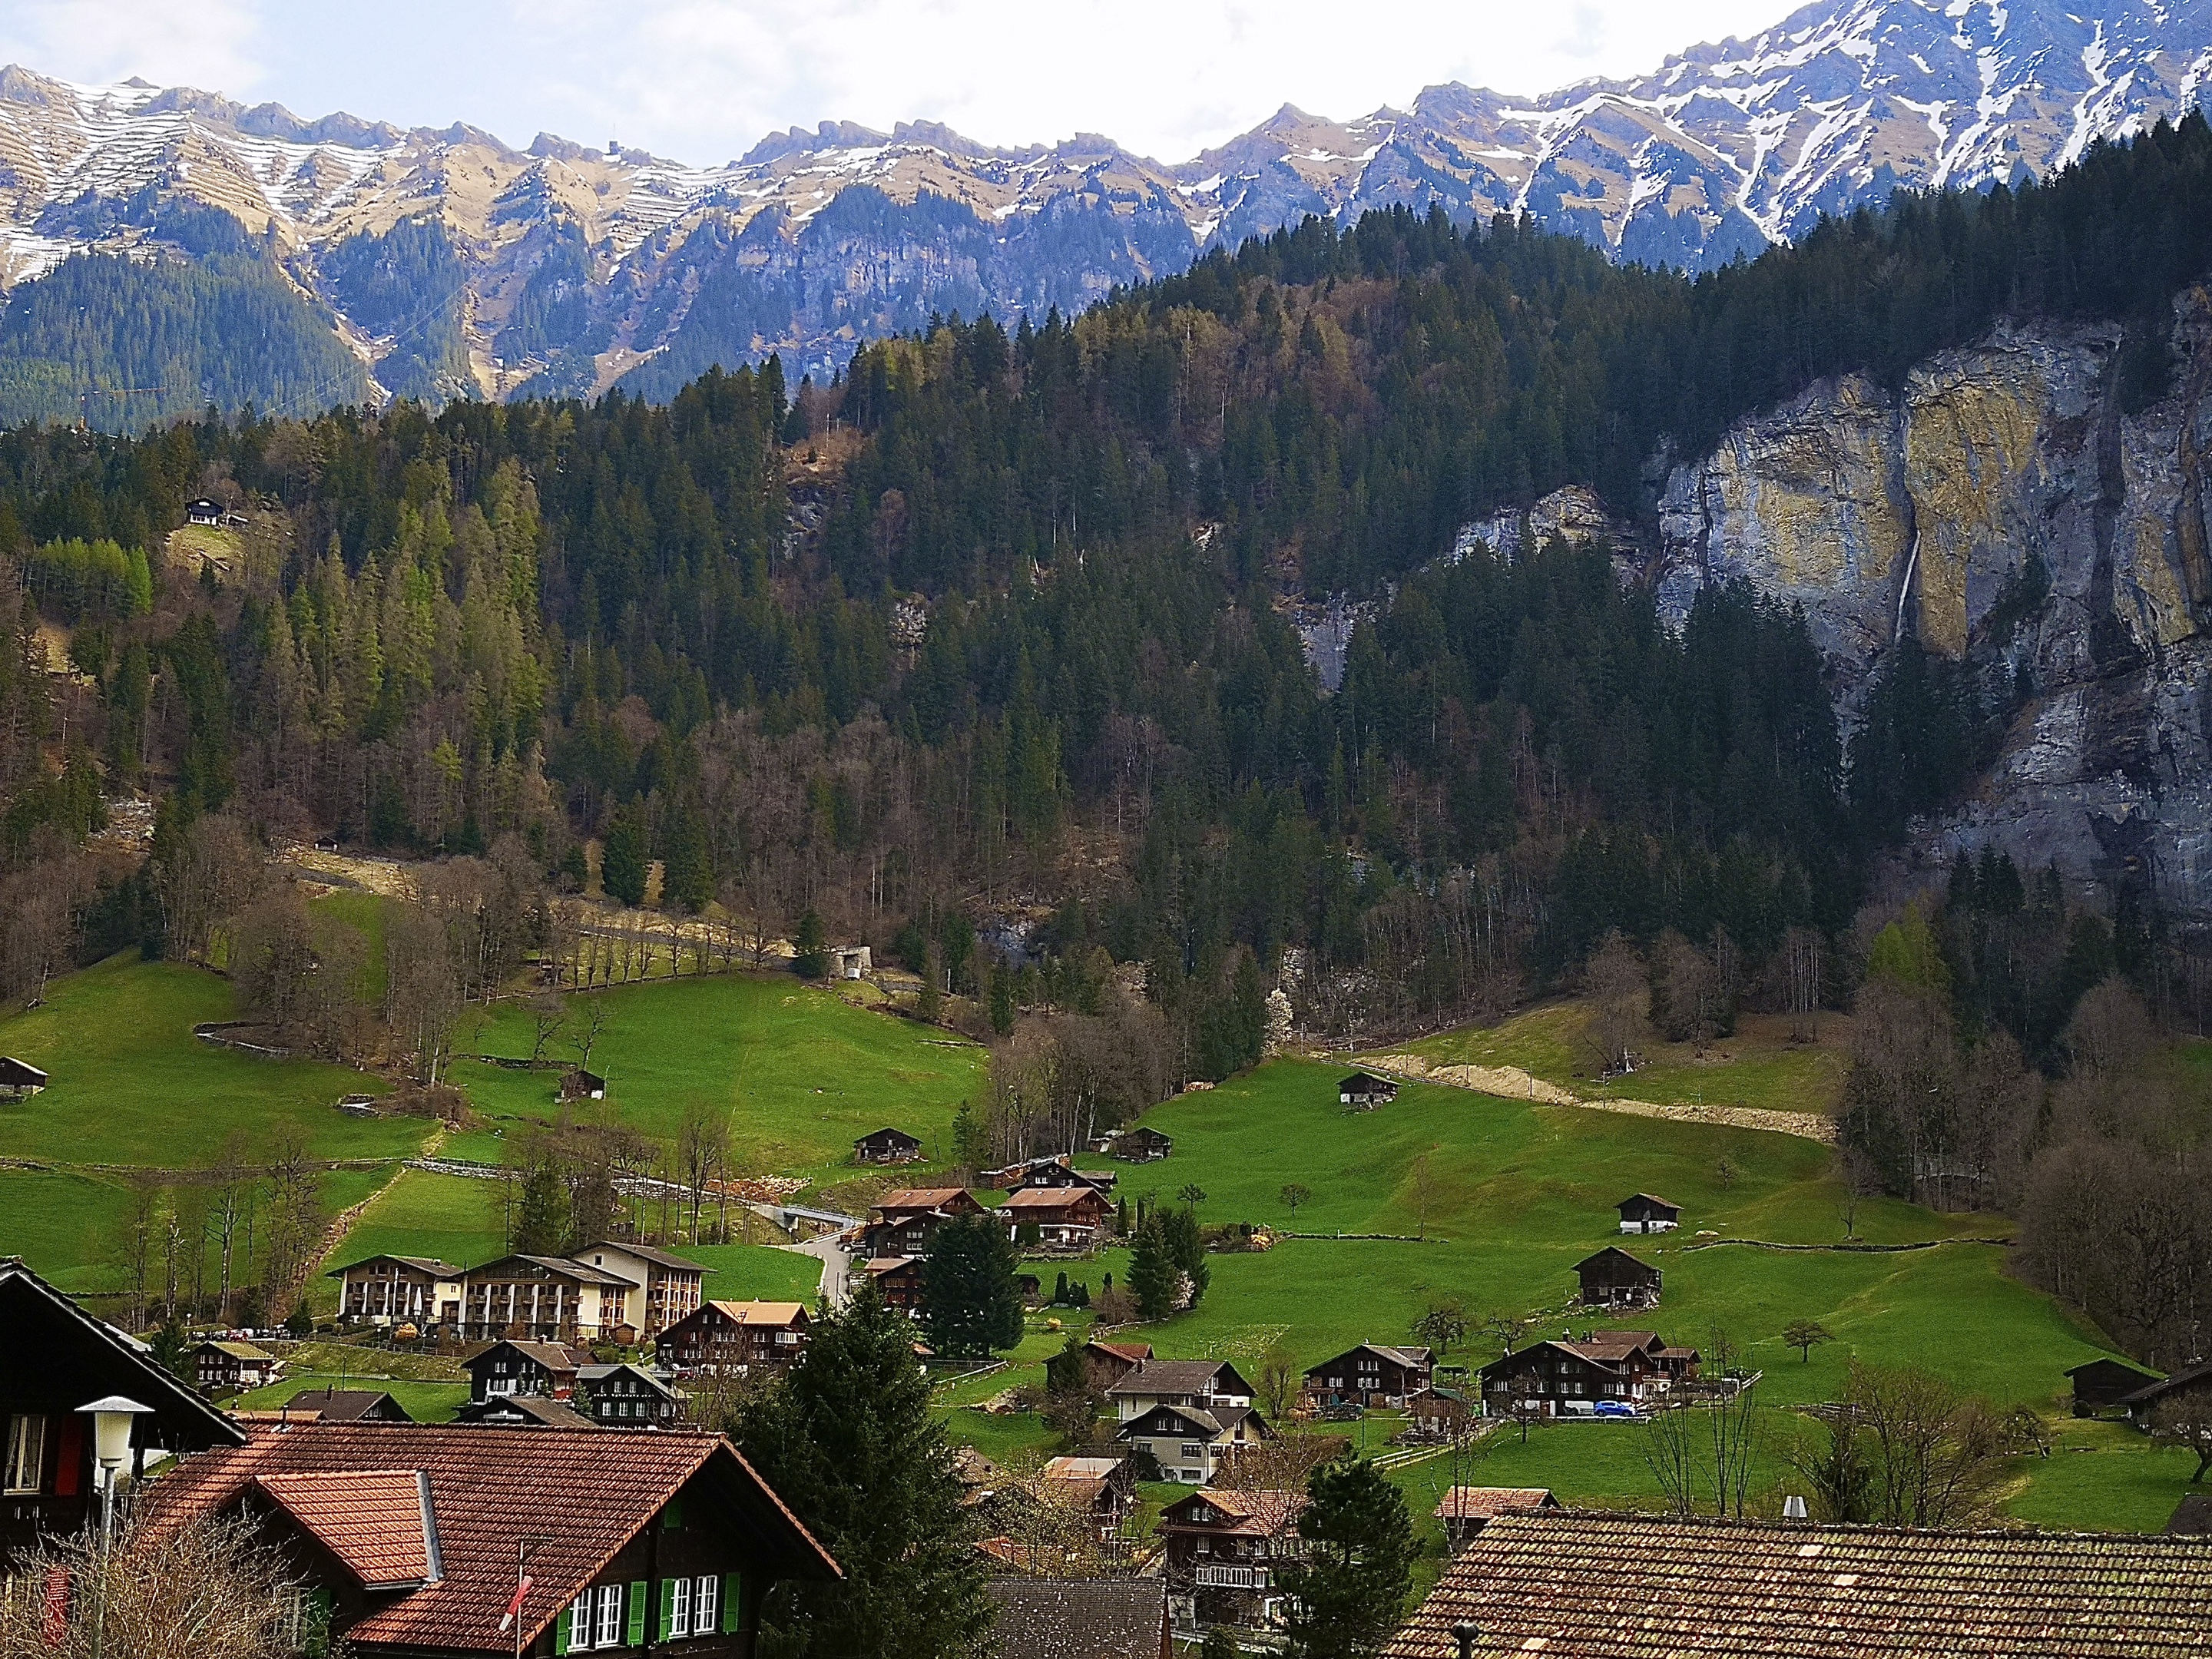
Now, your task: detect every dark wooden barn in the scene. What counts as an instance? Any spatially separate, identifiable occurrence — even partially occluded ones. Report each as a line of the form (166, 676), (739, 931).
(1574, 1247), (1663, 1309)
(2066, 1357), (2157, 1416)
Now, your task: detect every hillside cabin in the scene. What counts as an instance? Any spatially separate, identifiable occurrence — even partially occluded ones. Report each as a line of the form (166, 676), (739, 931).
(657, 1300), (812, 1375)
(863, 1255), (926, 1313)
(1000, 1184), (1113, 1250)
(1388, 1510), (2212, 1659)
(0, 1057), (47, 1099)
(575, 1362), (682, 1427)
(854, 1126), (925, 1164)
(848, 1187), (984, 1258)
(0, 1258), (245, 1566)
(559, 1066), (607, 1102)
(137, 1422), (839, 1657)
(1082, 1339), (1154, 1387)
(1115, 1400), (1271, 1485)
(463, 1339), (582, 1402)
(455, 1254), (635, 1343)
(1107, 1127), (1174, 1162)
(1480, 1330), (1697, 1419)
(1005, 1158), (1117, 1194)
(184, 497), (225, 526)
(2118, 1358), (2212, 1429)
(1303, 1343), (1435, 1409)
(1040, 1453), (1139, 1539)
(569, 1240), (707, 1336)
(1435, 1487), (1560, 1551)
(2068, 1356), (2159, 1417)
(329, 1253), (464, 1330)
(1338, 1071), (1397, 1110)
(1575, 1247), (1663, 1310)
(985, 1577), (1169, 1659)
(1157, 1488), (1306, 1634)
(273, 1388), (412, 1424)
(1108, 1359), (1254, 1423)
(190, 1339), (279, 1396)
(1617, 1194), (1681, 1233)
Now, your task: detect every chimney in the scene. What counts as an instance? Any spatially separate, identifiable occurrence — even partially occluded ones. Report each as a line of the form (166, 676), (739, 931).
(1451, 1621), (1480, 1659)
(1783, 1495), (1810, 1520)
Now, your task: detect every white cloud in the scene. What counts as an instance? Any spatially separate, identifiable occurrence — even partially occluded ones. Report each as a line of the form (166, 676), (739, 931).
(0, 0), (263, 94)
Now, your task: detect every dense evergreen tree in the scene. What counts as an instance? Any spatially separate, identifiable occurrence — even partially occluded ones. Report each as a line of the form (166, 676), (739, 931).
(921, 1213), (1025, 1359)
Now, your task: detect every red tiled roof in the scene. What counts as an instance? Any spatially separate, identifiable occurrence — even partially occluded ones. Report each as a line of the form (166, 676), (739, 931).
(257, 1469), (435, 1588)
(1385, 1511), (2212, 1658)
(1432, 1487), (1558, 1522)
(143, 1422), (836, 1651)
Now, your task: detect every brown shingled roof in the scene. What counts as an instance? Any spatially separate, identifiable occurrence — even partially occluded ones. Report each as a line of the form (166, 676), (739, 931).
(143, 1422), (836, 1651)
(1384, 1511), (2212, 1658)
(1432, 1487), (1558, 1522)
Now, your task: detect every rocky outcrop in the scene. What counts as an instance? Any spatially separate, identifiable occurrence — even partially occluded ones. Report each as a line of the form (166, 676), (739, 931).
(1657, 303), (2212, 915)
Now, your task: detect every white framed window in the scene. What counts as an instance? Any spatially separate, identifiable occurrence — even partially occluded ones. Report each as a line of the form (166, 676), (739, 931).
(670, 1575), (692, 1637)
(4, 1416), (45, 1495)
(694, 1575), (718, 1633)
(596, 1583), (622, 1647)
(568, 1592), (594, 1650)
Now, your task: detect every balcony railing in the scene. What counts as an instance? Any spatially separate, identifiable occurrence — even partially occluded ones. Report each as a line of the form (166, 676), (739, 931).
(1193, 1564), (1272, 1590)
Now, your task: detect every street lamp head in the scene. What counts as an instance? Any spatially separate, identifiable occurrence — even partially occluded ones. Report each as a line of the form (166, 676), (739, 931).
(77, 1396), (151, 1469)
(1450, 1620), (1481, 1659)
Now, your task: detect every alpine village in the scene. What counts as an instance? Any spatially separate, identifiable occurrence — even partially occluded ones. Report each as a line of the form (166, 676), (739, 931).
(3, 2), (2212, 1655)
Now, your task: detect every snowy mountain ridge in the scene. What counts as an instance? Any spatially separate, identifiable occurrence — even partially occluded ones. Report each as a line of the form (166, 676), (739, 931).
(0, 0), (2207, 404)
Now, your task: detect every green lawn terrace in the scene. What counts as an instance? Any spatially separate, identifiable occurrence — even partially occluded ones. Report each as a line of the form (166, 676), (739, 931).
(929, 1057), (2182, 1534)
(449, 972), (987, 1188)
(1385, 1005), (1853, 1116)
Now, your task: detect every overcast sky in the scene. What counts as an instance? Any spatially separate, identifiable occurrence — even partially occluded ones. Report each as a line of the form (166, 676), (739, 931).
(2, 0), (1803, 164)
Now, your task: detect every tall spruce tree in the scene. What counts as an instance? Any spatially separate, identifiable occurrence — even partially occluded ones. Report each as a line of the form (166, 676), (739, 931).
(728, 1280), (992, 1658)
(1277, 1456), (1419, 1659)
(921, 1213), (1025, 1359)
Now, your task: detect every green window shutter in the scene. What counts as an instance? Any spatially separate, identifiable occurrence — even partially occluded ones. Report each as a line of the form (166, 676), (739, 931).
(627, 1581), (647, 1647)
(662, 1496), (684, 1531)
(553, 1607), (571, 1656)
(721, 1574), (742, 1634)
(657, 1578), (676, 1641)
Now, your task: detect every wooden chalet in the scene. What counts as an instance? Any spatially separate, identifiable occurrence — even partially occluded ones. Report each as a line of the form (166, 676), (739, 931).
(571, 1240), (707, 1337)
(985, 1577), (1169, 1659)
(1157, 1488), (1306, 1634)
(1338, 1071), (1398, 1109)
(1000, 1184), (1113, 1250)
(1303, 1343), (1434, 1409)
(275, 1387), (412, 1423)
(464, 1339), (583, 1403)
(2118, 1357), (2212, 1429)
(184, 496), (225, 526)
(2066, 1356), (2158, 1416)
(862, 1256), (926, 1313)
(1384, 1511), (2212, 1659)
(560, 1066), (607, 1101)
(1433, 1487), (1558, 1551)
(1106, 1127), (1173, 1162)
(577, 1363), (683, 1427)
(853, 1126), (924, 1165)
(657, 1301), (812, 1376)
(1108, 1359), (1254, 1422)
(190, 1339), (279, 1396)
(329, 1253), (465, 1329)
(847, 1188), (984, 1259)
(1479, 1330), (1697, 1419)
(1081, 1339), (1153, 1387)
(1038, 1454), (1138, 1541)
(987, 1154), (1118, 1194)
(1575, 1246), (1663, 1309)
(140, 1422), (839, 1657)
(1617, 1193), (1682, 1234)
(456, 1254), (637, 1343)
(0, 1258), (244, 1567)
(0, 1056), (47, 1098)
(454, 1395), (600, 1430)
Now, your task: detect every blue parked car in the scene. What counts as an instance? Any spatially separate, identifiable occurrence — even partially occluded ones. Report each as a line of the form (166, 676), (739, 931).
(1592, 1400), (1637, 1419)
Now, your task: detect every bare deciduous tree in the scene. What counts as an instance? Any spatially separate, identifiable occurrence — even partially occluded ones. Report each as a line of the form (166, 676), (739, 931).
(0, 1511), (303, 1659)
(1581, 931), (1649, 1077)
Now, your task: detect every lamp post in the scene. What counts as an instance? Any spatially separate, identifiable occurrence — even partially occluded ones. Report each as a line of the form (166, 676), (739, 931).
(76, 1396), (151, 1659)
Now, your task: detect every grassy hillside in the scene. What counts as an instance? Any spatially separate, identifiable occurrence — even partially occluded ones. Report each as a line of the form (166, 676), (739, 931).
(449, 973), (987, 1181)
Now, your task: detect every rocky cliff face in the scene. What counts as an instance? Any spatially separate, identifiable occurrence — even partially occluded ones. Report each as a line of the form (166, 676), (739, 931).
(1656, 303), (2212, 915)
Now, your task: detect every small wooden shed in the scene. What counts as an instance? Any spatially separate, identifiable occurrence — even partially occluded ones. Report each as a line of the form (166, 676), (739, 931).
(1339, 1071), (1398, 1110)
(0, 1057), (47, 1099)
(2066, 1357), (2157, 1417)
(1617, 1194), (1681, 1234)
(1574, 1247), (1663, 1310)
(854, 1126), (925, 1164)
(559, 1067), (607, 1102)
